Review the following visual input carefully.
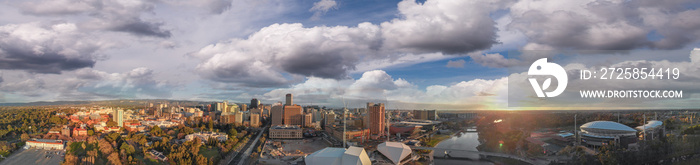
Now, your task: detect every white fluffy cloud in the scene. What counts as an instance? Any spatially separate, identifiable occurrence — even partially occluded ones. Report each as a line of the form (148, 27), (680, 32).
(191, 22), (382, 86)
(263, 69), (509, 109)
(309, 0), (338, 20)
(194, 0), (503, 87)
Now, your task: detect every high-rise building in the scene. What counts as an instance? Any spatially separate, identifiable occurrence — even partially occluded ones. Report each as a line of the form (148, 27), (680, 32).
(241, 104), (248, 111)
(251, 99), (260, 109)
(251, 113), (260, 128)
(117, 109), (124, 127)
(271, 104), (284, 126)
(368, 102), (385, 137)
(414, 110), (437, 120)
(235, 111), (243, 124)
(286, 93), (293, 106)
(304, 113), (313, 128)
(312, 109), (321, 122)
(284, 105), (303, 126)
(326, 113), (336, 126)
(220, 114), (236, 124)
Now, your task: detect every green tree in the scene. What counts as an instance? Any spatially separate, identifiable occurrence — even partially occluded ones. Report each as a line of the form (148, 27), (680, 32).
(106, 121), (118, 127)
(120, 142), (135, 155)
(228, 128), (237, 138)
(151, 126), (164, 136)
(87, 130), (94, 136)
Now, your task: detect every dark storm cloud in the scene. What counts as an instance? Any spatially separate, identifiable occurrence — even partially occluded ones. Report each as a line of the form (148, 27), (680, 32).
(108, 19), (172, 38)
(0, 23), (104, 73)
(380, 0), (500, 54)
(0, 48), (95, 73)
(15, 0), (172, 38)
(510, 0), (700, 50)
(280, 51), (358, 80)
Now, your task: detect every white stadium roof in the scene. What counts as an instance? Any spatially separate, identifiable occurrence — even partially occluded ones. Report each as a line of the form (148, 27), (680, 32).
(636, 120), (663, 131)
(377, 142), (412, 165)
(305, 146), (370, 165)
(581, 121), (636, 133)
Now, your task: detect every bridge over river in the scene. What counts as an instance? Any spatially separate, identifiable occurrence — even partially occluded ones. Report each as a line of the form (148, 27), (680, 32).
(410, 146), (545, 165)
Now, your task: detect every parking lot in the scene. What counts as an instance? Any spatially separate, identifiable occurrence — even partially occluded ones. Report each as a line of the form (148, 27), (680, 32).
(0, 148), (64, 165)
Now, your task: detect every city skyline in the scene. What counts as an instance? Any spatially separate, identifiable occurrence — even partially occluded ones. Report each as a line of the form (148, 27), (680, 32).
(0, 0), (699, 110)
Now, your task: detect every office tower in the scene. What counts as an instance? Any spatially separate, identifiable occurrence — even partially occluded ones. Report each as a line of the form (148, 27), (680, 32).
(117, 109), (124, 127)
(304, 113), (313, 128)
(271, 104), (284, 126)
(235, 111), (243, 124)
(368, 102), (385, 136)
(251, 98), (260, 109)
(284, 105), (303, 126)
(241, 104), (248, 111)
(251, 113), (260, 127)
(286, 93), (293, 106)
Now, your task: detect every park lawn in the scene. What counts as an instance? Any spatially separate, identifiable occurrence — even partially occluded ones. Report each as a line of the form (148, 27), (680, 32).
(425, 134), (451, 147)
(199, 146), (220, 158)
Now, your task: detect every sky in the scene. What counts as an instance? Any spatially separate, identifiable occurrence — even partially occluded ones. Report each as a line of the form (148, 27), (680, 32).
(0, 0), (699, 109)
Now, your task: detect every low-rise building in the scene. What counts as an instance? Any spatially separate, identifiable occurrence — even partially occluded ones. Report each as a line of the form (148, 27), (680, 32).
(73, 128), (87, 137)
(269, 125), (303, 139)
(26, 139), (64, 150)
(185, 132), (228, 142)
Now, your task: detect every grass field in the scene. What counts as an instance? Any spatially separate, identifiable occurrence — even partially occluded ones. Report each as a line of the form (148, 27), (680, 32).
(424, 134), (451, 147)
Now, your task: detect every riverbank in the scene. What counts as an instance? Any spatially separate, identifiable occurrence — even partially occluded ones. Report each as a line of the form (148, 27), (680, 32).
(424, 134), (451, 147)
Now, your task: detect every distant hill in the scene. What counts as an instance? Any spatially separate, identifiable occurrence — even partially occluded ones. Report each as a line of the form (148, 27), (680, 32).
(0, 99), (215, 107)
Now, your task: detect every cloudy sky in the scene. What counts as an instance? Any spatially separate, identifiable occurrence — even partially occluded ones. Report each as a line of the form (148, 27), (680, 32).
(0, 0), (699, 109)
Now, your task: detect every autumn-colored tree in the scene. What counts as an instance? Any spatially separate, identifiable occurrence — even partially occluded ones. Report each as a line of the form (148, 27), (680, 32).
(20, 133), (30, 141)
(98, 139), (114, 155)
(107, 152), (122, 165)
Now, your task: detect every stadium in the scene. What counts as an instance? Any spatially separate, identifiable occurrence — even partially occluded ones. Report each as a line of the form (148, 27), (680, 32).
(579, 121), (638, 148)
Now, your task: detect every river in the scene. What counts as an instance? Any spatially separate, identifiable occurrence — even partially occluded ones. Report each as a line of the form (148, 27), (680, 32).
(433, 132), (493, 165)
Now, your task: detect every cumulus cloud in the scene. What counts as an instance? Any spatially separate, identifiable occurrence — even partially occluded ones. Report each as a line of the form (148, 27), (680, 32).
(263, 69), (508, 109)
(309, 0), (338, 20)
(380, 0), (499, 54)
(0, 22), (110, 73)
(193, 0), (504, 87)
(191, 22), (382, 86)
(17, 0), (172, 38)
(76, 67), (175, 98)
(0, 77), (46, 97)
(509, 0), (700, 50)
(446, 59), (466, 68)
(467, 53), (520, 68)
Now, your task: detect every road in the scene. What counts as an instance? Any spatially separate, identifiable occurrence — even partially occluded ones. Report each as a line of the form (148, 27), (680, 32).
(226, 126), (266, 165)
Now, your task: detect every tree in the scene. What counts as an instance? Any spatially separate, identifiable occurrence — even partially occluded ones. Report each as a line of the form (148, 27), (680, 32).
(106, 121), (118, 127)
(88, 130), (94, 136)
(98, 139), (114, 155)
(49, 116), (64, 125)
(20, 133), (30, 141)
(228, 128), (237, 138)
(151, 126), (164, 137)
(107, 152), (122, 165)
(120, 142), (135, 155)
(208, 120), (214, 131)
